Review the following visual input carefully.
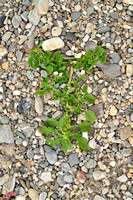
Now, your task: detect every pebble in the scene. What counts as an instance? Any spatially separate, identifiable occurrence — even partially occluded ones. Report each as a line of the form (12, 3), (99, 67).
(85, 23), (96, 34)
(86, 159), (97, 169)
(16, 51), (23, 62)
(94, 195), (105, 200)
(0, 125), (14, 144)
(2, 175), (15, 194)
(65, 32), (77, 41)
(2, 62), (9, 70)
(28, 8), (41, 26)
(126, 64), (133, 77)
(39, 192), (47, 200)
(34, 0), (49, 15)
(42, 37), (65, 51)
(89, 138), (97, 149)
(112, 52), (120, 63)
(97, 63), (121, 78)
(0, 46), (8, 58)
(85, 41), (97, 52)
(69, 154), (79, 166)
(110, 12), (119, 19)
(57, 174), (65, 186)
(77, 171), (86, 183)
(0, 116), (9, 124)
(89, 103), (104, 118)
(123, 0), (133, 4)
(93, 171), (106, 181)
(87, 7), (94, 15)
(12, 15), (22, 28)
(15, 195), (26, 200)
(28, 188), (39, 200)
(118, 174), (128, 182)
(130, 113), (133, 121)
(0, 15), (6, 27)
(64, 174), (73, 183)
(2, 31), (12, 42)
(71, 11), (82, 21)
(0, 174), (9, 186)
(39, 25), (48, 33)
(13, 90), (21, 95)
(52, 111), (62, 119)
(40, 172), (52, 183)
(120, 126), (132, 140)
(35, 96), (43, 114)
(109, 106), (117, 116)
(45, 149), (57, 165)
(52, 27), (62, 36)
(98, 26), (110, 34)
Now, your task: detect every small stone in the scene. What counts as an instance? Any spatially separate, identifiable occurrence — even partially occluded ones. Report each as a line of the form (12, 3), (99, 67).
(62, 163), (70, 172)
(99, 63), (121, 78)
(19, 35), (27, 45)
(109, 106), (117, 116)
(34, 0), (49, 15)
(42, 37), (64, 51)
(123, 0), (133, 4)
(15, 195), (26, 200)
(35, 96), (43, 114)
(98, 26), (110, 34)
(112, 52), (120, 63)
(85, 41), (97, 52)
(2, 32), (12, 42)
(65, 33), (77, 41)
(12, 15), (22, 28)
(93, 171), (106, 181)
(69, 154), (79, 166)
(87, 7), (94, 15)
(114, 35), (121, 44)
(2, 175), (15, 194)
(0, 155), (12, 169)
(94, 195), (105, 200)
(39, 25), (48, 33)
(110, 161), (116, 167)
(87, 86), (92, 93)
(21, 11), (28, 21)
(128, 137), (133, 144)
(110, 12), (119, 19)
(0, 174), (9, 186)
(2, 62), (9, 70)
(45, 149), (57, 165)
(41, 70), (48, 78)
(0, 125), (14, 144)
(86, 159), (97, 169)
(89, 103), (104, 118)
(71, 11), (82, 21)
(118, 174), (128, 182)
(126, 64), (133, 77)
(0, 116), (9, 124)
(13, 90), (21, 95)
(0, 15), (6, 27)
(121, 148), (132, 157)
(113, 119), (119, 126)
(85, 23), (96, 34)
(57, 175), (65, 186)
(77, 171), (86, 183)
(28, 189), (39, 200)
(27, 149), (34, 159)
(39, 192), (47, 200)
(89, 138), (97, 149)
(28, 8), (41, 26)
(64, 173), (73, 183)
(52, 111), (62, 119)
(40, 172), (52, 183)
(98, 161), (107, 170)
(120, 126), (132, 140)
(0, 46), (8, 58)
(16, 51), (23, 62)
(52, 27), (62, 37)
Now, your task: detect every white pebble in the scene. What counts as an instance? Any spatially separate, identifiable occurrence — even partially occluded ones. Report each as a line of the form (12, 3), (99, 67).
(13, 90), (21, 95)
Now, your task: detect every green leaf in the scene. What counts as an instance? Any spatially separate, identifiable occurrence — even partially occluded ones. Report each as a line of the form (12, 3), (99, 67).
(53, 51), (61, 59)
(54, 130), (63, 137)
(45, 118), (58, 127)
(74, 102), (82, 115)
(79, 121), (91, 132)
(28, 57), (39, 68)
(45, 138), (59, 146)
(46, 65), (53, 75)
(36, 88), (48, 95)
(94, 46), (106, 57)
(99, 56), (106, 64)
(85, 110), (97, 122)
(37, 41), (43, 48)
(86, 66), (93, 74)
(71, 132), (82, 138)
(39, 126), (53, 135)
(60, 138), (72, 152)
(77, 74), (86, 82)
(52, 88), (62, 97)
(84, 94), (96, 104)
(58, 116), (66, 130)
(86, 50), (93, 58)
(41, 82), (48, 87)
(78, 137), (90, 152)
(82, 85), (87, 93)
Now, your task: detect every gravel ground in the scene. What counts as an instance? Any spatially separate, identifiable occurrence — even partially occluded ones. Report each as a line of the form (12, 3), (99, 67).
(0, 0), (133, 200)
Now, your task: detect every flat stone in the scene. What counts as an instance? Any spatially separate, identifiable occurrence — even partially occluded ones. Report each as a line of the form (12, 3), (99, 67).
(39, 25), (48, 33)
(85, 23), (96, 34)
(12, 15), (22, 28)
(87, 7), (94, 15)
(121, 148), (132, 157)
(86, 159), (97, 169)
(0, 144), (15, 156)
(85, 41), (97, 52)
(123, 0), (133, 4)
(0, 15), (6, 27)
(2, 62), (9, 70)
(64, 173), (73, 183)
(21, 125), (33, 138)
(0, 155), (12, 170)
(65, 33), (77, 41)
(16, 51), (23, 62)
(0, 125), (14, 143)
(2, 31), (12, 42)
(118, 174), (128, 182)
(93, 171), (106, 181)
(89, 103), (104, 118)
(2, 175), (15, 194)
(0, 174), (9, 186)
(39, 192), (47, 200)
(27, 149), (34, 159)
(94, 195), (105, 200)
(19, 35), (27, 45)
(34, 0), (49, 15)
(109, 106), (117, 116)
(42, 37), (64, 51)
(71, 11), (82, 21)
(110, 12), (119, 19)
(45, 149), (57, 165)
(41, 70), (48, 78)
(40, 172), (52, 183)
(21, 11), (28, 22)
(0, 46), (8, 58)
(17, 98), (32, 114)
(28, 8), (41, 26)
(35, 96), (43, 114)
(120, 126), (132, 140)
(62, 163), (70, 172)
(15, 195), (26, 200)
(126, 64), (133, 77)
(52, 26), (62, 37)
(28, 189), (39, 200)
(112, 52), (120, 63)
(98, 26), (110, 34)
(52, 111), (63, 119)
(69, 154), (79, 166)
(57, 174), (66, 186)
(97, 63), (121, 78)
(1, 116), (9, 124)
(130, 113), (133, 121)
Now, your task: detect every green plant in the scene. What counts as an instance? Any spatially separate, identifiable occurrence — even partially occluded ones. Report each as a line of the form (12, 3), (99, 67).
(29, 43), (106, 152)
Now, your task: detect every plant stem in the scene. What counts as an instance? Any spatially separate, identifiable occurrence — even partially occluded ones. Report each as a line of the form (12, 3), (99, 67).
(68, 66), (73, 84)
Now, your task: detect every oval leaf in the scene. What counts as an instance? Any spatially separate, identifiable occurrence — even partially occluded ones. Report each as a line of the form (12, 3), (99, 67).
(45, 118), (58, 127)
(78, 137), (90, 152)
(45, 138), (59, 146)
(79, 121), (91, 132)
(85, 110), (96, 122)
(58, 116), (66, 130)
(39, 126), (53, 136)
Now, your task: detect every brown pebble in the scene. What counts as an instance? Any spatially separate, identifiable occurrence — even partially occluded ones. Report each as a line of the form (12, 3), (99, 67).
(2, 62), (9, 69)
(120, 126), (132, 140)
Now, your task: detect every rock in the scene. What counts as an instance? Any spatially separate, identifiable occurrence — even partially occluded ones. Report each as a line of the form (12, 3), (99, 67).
(0, 174), (9, 186)
(12, 15), (22, 28)
(98, 26), (110, 34)
(0, 155), (12, 169)
(62, 163), (70, 172)
(110, 12), (119, 19)
(27, 31), (38, 49)
(35, 96), (43, 114)
(2, 175), (15, 194)
(126, 64), (133, 77)
(39, 25), (48, 33)
(19, 35), (27, 45)
(120, 126), (132, 140)
(85, 41), (97, 52)
(21, 11), (28, 21)
(27, 149), (34, 159)
(52, 27), (62, 36)
(121, 148), (132, 157)
(94, 195), (105, 200)
(109, 0), (115, 7)
(89, 103), (104, 118)
(18, 98), (32, 114)
(71, 11), (82, 21)
(2, 31), (12, 42)
(41, 70), (48, 78)
(85, 23), (96, 34)
(89, 138), (97, 149)
(97, 63), (121, 78)
(21, 125), (33, 138)
(16, 51), (23, 62)
(118, 175), (128, 182)
(86, 159), (97, 169)
(93, 171), (106, 181)
(98, 161), (106, 170)
(28, 8), (41, 26)
(0, 46), (8, 58)
(40, 172), (52, 183)
(69, 154), (79, 166)
(42, 37), (64, 51)
(123, 0), (133, 4)
(57, 174), (66, 186)
(34, 0), (49, 15)
(112, 52), (120, 63)
(109, 106), (117, 116)
(87, 7), (94, 15)
(114, 35), (121, 44)
(77, 171), (86, 183)
(0, 15), (6, 27)
(28, 189), (39, 200)
(39, 192), (47, 200)
(130, 113), (133, 121)
(1, 116), (9, 124)
(15, 195), (26, 200)
(2, 62), (9, 70)
(0, 125), (14, 143)
(0, 144), (15, 156)
(13, 90), (21, 95)
(64, 173), (73, 183)
(45, 149), (57, 164)
(65, 33), (77, 41)
(52, 111), (63, 119)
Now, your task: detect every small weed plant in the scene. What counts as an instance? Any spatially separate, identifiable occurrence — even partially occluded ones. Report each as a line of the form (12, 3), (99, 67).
(29, 43), (106, 152)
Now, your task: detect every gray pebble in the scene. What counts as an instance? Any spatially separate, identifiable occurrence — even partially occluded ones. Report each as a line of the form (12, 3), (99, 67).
(69, 154), (79, 166)
(87, 7), (94, 16)
(1, 116), (9, 124)
(0, 125), (14, 144)
(86, 159), (97, 169)
(130, 113), (133, 121)
(28, 8), (41, 26)
(111, 12), (119, 19)
(71, 11), (82, 21)
(41, 70), (48, 78)
(21, 11), (28, 22)
(89, 103), (104, 118)
(62, 163), (70, 172)
(64, 173), (73, 183)
(16, 51), (23, 62)
(39, 192), (47, 200)
(57, 174), (66, 186)
(94, 195), (105, 200)
(98, 26), (110, 34)
(85, 41), (97, 52)
(2, 31), (12, 42)
(12, 15), (22, 28)
(112, 52), (120, 63)
(65, 33), (77, 41)
(52, 111), (63, 119)
(27, 149), (34, 159)
(45, 149), (57, 165)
